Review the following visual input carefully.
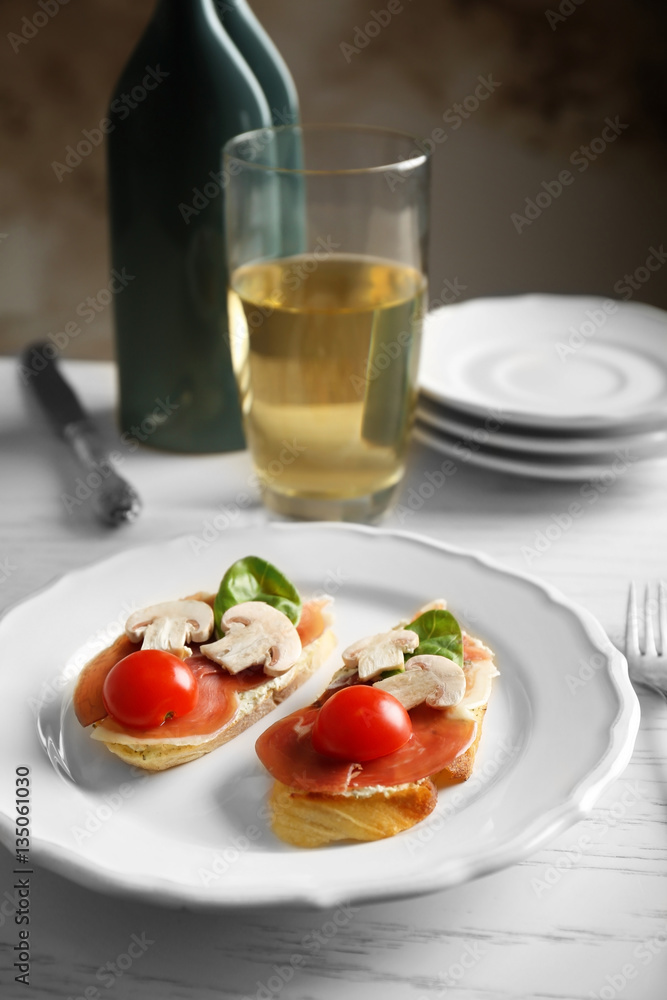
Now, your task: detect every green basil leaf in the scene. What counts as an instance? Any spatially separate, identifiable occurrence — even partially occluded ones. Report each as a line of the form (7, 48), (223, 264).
(407, 609), (463, 667)
(214, 556), (302, 636)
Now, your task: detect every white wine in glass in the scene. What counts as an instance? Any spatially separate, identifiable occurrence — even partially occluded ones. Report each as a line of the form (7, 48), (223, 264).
(225, 125), (431, 520)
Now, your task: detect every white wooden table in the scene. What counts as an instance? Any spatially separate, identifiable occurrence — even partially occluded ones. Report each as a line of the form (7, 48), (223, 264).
(1, 358), (666, 1000)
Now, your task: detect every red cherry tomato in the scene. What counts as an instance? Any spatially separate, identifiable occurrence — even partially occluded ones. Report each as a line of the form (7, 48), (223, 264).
(102, 650), (198, 729)
(311, 685), (412, 762)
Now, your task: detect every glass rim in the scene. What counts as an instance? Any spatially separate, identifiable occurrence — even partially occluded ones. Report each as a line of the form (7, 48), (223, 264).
(223, 123), (431, 176)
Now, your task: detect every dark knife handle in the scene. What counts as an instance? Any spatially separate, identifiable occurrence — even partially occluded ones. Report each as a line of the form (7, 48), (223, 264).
(20, 342), (88, 433)
(19, 342), (142, 526)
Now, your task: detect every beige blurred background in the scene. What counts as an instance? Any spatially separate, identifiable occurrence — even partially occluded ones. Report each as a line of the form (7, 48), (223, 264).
(1, 0), (665, 360)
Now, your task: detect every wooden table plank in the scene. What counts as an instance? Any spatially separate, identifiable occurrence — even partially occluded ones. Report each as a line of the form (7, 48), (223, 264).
(1, 359), (666, 1000)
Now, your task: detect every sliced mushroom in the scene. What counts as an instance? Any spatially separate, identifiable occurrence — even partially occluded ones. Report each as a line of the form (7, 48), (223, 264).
(125, 600), (214, 660)
(460, 657), (499, 709)
(342, 629), (419, 681)
(374, 654), (466, 710)
(200, 601), (302, 676)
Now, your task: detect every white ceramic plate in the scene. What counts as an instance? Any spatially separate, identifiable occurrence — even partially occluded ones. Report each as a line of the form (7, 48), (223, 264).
(0, 524), (639, 910)
(419, 295), (667, 431)
(412, 419), (666, 481)
(417, 395), (667, 458)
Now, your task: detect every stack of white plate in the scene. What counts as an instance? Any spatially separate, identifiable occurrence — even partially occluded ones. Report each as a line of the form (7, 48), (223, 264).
(414, 294), (667, 480)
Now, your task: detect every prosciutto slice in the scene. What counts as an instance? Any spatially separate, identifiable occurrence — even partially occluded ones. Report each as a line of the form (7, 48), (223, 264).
(73, 598), (326, 738)
(255, 704), (476, 794)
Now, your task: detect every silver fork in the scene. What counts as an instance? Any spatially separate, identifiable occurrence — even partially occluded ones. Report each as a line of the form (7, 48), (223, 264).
(625, 581), (667, 695)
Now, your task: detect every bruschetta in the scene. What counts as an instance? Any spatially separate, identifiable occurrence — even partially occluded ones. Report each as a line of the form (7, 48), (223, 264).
(73, 557), (336, 771)
(255, 602), (498, 846)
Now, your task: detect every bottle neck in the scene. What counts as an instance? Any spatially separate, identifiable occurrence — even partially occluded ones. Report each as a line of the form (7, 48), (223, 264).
(148, 0), (272, 122)
(154, 0), (226, 33)
(152, 0), (249, 59)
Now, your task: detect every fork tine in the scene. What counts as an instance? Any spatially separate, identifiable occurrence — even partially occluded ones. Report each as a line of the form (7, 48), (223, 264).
(644, 584), (658, 658)
(659, 580), (667, 657)
(625, 581), (640, 662)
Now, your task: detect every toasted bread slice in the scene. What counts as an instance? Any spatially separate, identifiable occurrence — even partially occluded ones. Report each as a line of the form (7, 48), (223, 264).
(264, 622), (497, 846)
(432, 704), (486, 786)
(267, 705), (487, 847)
(94, 626), (336, 771)
(74, 589), (336, 772)
(269, 778), (438, 848)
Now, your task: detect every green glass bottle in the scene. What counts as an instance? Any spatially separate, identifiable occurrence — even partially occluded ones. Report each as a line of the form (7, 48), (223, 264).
(216, 0), (299, 127)
(108, 0), (271, 452)
(217, 1), (304, 256)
